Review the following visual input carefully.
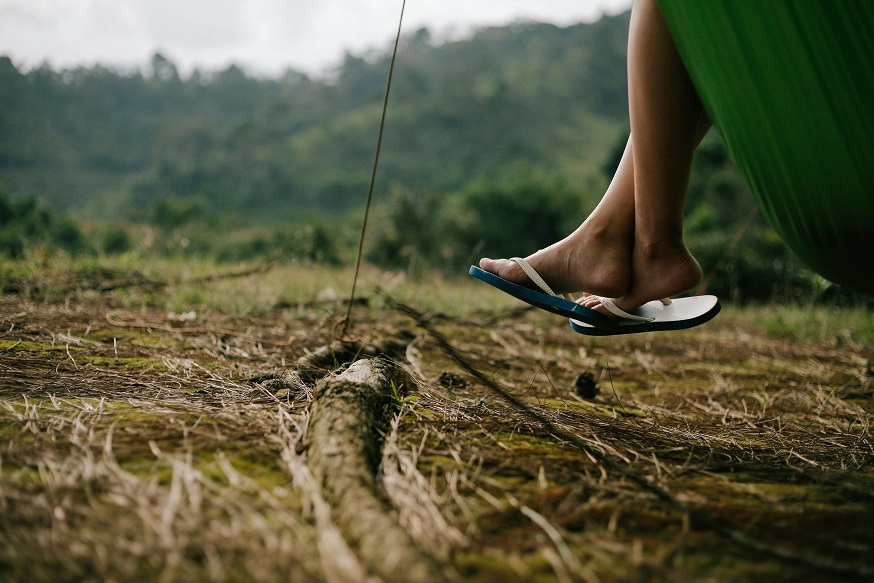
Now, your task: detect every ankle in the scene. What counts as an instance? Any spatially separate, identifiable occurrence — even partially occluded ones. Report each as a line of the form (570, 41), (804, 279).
(580, 217), (632, 247)
(637, 238), (687, 261)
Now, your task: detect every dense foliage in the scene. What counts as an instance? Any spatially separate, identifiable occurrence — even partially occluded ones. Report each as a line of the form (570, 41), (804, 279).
(0, 187), (87, 257)
(0, 12), (858, 302)
(0, 17), (630, 221)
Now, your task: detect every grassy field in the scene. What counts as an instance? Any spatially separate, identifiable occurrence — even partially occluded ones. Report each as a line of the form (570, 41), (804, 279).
(1, 257), (872, 582)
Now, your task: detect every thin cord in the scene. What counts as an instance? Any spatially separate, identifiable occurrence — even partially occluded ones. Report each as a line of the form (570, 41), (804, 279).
(340, 0), (407, 339)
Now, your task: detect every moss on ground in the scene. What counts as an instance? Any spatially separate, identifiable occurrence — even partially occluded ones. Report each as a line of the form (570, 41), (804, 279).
(1, 267), (872, 582)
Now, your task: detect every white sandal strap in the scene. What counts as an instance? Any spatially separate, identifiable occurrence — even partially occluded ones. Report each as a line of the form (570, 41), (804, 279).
(596, 296), (656, 322)
(509, 257), (672, 311)
(510, 257), (575, 301)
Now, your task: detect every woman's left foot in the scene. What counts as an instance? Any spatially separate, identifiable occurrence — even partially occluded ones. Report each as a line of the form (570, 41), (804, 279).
(578, 239), (702, 317)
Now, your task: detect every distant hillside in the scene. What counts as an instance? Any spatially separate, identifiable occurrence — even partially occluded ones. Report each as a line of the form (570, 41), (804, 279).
(0, 12), (631, 223)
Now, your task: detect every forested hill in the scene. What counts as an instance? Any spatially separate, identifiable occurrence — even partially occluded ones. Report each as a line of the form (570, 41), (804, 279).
(0, 12), (630, 222)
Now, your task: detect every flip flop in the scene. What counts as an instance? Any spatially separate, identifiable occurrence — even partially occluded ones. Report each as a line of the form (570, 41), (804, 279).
(469, 259), (619, 332)
(569, 295), (721, 336)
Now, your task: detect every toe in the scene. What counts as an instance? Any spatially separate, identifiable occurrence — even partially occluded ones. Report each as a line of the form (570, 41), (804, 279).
(479, 257), (535, 287)
(480, 257), (513, 276)
(578, 295), (599, 308)
(577, 295), (613, 317)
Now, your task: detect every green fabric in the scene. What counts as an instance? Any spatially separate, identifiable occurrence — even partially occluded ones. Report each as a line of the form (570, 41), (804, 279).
(658, 1), (874, 294)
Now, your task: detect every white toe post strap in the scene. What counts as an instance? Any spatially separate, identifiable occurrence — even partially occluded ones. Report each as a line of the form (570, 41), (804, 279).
(596, 296), (656, 322)
(511, 257), (575, 301)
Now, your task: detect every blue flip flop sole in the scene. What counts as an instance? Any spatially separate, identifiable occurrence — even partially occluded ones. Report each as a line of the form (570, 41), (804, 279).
(469, 265), (619, 331)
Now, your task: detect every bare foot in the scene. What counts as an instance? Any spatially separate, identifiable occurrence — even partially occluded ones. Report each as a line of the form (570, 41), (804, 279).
(579, 238), (702, 315)
(478, 221), (633, 298)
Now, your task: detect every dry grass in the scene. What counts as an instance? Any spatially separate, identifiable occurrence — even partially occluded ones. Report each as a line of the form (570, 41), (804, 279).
(1, 260), (872, 582)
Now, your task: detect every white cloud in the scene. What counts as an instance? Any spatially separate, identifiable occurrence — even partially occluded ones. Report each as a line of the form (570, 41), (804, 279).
(0, 0), (631, 75)
(131, 0), (247, 49)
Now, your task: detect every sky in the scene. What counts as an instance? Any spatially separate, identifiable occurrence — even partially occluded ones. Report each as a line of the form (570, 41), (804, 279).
(0, 0), (632, 77)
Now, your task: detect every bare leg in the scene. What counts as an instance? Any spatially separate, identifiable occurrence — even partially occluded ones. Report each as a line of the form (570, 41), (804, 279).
(481, 0), (709, 307)
(581, 0), (707, 313)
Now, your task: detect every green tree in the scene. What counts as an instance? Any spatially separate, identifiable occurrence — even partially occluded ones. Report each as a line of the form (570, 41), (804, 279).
(458, 167), (586, 261)
(0, 188), (89, 256)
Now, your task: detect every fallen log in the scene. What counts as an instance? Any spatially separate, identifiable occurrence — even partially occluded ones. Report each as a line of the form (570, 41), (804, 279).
(306, 357), (455, 583)
(295, 332), (414, 385)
